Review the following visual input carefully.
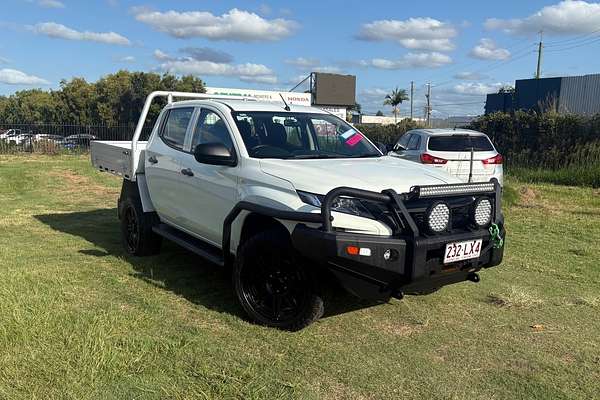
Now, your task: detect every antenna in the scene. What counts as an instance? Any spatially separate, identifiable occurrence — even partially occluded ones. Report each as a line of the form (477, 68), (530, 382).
(279, 93), (291, 111)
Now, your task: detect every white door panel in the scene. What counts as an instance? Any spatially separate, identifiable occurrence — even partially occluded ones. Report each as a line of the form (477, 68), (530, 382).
(178, 154), (238, 245)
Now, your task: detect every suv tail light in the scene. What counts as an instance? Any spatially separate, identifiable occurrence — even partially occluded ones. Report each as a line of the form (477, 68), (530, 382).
(420, 153), (448, 164)
(482, 154), (503, 165)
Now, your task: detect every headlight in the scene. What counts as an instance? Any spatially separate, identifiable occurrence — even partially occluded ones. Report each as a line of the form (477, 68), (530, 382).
(297, 190), (374, 219)
(427, 202), (450, 233)
(473, 197), (492, 227)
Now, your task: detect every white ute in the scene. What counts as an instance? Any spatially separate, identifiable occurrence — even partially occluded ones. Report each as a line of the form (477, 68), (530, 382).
(91, 91), (505, 330)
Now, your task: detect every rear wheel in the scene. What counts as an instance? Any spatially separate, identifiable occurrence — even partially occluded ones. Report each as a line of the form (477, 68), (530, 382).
(233, 229), (324, 331)
(120, 196), (162, 256)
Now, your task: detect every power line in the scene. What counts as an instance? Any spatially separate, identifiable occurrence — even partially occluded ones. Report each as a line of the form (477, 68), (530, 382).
(544, 28), (600, 46)
(545, 35), (600, 52)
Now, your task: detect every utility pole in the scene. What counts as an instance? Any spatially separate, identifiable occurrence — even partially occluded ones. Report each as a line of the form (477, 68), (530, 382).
(425, 83), (432, 128)
(536, 30), (544, 79)
(410, 81), (414, 119)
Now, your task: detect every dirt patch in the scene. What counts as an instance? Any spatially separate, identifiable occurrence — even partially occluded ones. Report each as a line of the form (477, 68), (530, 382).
(518, 186), (538, 205)
(378, 321), (424, 337)
(486, 286), (543, 309)
(47, 170), (118, 197)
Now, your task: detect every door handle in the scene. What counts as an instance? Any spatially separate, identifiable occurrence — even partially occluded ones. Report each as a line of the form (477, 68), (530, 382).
(181, 168), (194, 177)
(148, 156), (158, 164)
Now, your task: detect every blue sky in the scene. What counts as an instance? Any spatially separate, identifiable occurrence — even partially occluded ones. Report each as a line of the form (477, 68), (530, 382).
(2, 0), (600, 116)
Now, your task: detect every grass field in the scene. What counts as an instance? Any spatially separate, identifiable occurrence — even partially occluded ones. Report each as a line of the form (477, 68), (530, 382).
(1, 155), (599, 400)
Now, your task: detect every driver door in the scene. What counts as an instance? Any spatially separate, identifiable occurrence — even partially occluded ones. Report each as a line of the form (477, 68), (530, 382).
(178, 107), (239, 246)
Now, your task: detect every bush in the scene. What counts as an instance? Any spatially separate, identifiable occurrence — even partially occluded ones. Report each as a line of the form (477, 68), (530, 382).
(355, 119), (423, 146)
(468, 111), (600, 187)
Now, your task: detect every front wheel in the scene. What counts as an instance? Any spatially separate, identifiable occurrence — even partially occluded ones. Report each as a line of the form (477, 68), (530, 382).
(233, 229), (324, 331)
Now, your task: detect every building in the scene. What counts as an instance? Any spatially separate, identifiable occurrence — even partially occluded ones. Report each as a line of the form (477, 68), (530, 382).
(485, 73), (600, 115)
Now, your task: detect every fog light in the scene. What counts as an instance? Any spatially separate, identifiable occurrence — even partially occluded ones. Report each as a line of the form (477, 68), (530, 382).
(427, 202), (450, 233)
(473, 198), (492, 227)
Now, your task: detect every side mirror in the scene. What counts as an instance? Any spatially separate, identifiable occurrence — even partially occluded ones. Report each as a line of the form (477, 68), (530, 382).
(194, 142), (237, 166)
(376, 142), (389, 154)
(393, 144), (406, 152)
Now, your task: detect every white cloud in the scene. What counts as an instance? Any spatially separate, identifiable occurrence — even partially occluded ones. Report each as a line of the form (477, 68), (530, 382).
(153, 49), (171, 61)
(313, 66), (344, 74)
(32, 22), (131, 45)
(469, 38), (510, 60)
(361, 52), (452, 69)
(38, 0), (65, 8)
(133, 7), (298, 42)
(0, 56), (9, 64)
(119, 56), (135, 62)
(485, 0), (600, 35)
(0, 68), (50, 85)
(158, 58), (278, 84)
(454, 71), (487, 80)
(240, 75), (278, 84)
(357, 17), (457, 51)
(451, 82), (509, 96)
(284, 57), (320, 69)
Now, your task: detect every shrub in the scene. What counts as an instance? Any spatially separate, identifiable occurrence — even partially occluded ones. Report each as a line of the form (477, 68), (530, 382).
(355, 119), (423, 146)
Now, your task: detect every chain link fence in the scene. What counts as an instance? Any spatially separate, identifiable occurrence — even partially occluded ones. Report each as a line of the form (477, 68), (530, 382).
(0, 124), (153, 154)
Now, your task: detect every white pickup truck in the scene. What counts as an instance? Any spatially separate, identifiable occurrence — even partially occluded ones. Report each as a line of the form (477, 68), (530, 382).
(91, 91), (505, 330)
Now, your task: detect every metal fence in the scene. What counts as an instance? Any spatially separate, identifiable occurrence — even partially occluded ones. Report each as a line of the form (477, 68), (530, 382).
(0, 124), (153, 154)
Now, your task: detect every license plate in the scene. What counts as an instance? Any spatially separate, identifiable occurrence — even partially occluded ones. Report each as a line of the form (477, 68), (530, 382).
(444, 239), (482, 264)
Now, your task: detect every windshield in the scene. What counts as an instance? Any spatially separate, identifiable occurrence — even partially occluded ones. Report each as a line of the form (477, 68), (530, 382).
(428, 135), (494, 152)
(232, 112), (380, 159)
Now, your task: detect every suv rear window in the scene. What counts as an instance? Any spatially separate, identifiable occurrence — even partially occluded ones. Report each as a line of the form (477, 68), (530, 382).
(428, 135), (494, 152)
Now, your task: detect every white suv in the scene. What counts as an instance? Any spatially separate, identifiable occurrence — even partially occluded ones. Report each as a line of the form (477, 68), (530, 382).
(91, 91), (505, 330)
(389, 129), (503, 186)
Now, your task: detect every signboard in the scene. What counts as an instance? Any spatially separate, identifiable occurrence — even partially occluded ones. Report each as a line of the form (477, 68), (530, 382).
(317, 106), (347, 119)
(313, 73), (356, 106)
(205, 87), (311, 106)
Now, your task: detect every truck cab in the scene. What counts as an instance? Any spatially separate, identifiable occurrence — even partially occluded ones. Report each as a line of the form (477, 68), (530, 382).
(91, 91), (505, 331)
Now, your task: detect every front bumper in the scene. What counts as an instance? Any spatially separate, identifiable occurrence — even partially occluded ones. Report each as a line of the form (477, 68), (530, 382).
(292, 181), (505, 300)
(292, 223), (504, 299)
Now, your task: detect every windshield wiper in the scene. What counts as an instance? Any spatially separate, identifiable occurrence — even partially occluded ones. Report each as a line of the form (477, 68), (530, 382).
(291, 153), (338, 159)
(350, 153), (381, 158)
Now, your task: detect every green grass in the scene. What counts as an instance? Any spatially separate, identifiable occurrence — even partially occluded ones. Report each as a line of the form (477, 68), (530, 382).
(1, 155), (599, 399)
(508, 165), (600, 188)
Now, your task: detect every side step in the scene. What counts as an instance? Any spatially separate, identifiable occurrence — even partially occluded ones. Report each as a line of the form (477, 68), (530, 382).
(152, 223), (225, 267)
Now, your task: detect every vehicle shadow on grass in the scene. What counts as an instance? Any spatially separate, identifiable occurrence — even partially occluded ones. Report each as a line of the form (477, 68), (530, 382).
(35, 208), (243, 318)
(35, 208), (384, 322)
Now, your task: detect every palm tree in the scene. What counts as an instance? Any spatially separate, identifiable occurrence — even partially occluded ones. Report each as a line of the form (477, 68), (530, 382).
(383, 87), (409, 123)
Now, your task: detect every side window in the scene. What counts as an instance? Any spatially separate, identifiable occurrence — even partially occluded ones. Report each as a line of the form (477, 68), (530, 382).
(160, 107), (194, 150)
(407, 134), (421, 150)
(397, 134), (411, 149)
(191, 109), (234, 152)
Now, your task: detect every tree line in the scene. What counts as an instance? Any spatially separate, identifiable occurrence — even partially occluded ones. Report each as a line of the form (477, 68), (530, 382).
(0, 70), (205, 126)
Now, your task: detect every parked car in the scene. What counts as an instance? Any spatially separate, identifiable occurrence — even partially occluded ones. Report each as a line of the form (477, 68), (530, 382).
(388, 129), (503, 186)
(4, 131), (34, 147)
(0, 129), (22, 141)
(65, 134), (97, 148)
(91, 91), (505, 330)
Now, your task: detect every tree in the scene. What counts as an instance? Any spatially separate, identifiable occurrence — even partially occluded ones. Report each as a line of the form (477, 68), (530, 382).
(383, 87), (409, 123)
(376, 110), (384, 116)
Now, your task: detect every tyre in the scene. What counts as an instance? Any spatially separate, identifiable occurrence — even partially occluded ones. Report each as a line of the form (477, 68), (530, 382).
(120, 195), (162, 256)
(233, 229), (324, 331)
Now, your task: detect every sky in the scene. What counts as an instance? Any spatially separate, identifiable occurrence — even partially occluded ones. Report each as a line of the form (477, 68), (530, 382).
(2, 0), (600, 117)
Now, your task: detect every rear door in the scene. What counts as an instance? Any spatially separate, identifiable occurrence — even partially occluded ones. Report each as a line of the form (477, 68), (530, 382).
(177, 107), (239, 246)
(426, 134), (498, 182)
(145, 106), (195, 227)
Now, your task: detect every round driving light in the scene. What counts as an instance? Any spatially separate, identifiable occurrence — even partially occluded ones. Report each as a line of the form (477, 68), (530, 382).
(427, 202), (450, 233)
(473, 198), (492, 227)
